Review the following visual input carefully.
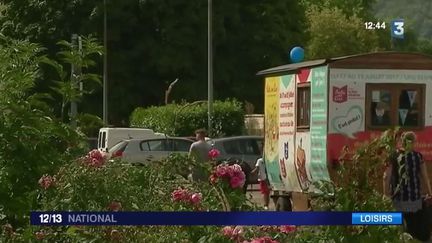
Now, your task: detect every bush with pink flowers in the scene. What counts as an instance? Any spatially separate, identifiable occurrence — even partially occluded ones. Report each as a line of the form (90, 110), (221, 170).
(80, 149), (107, 168)
(209, 163), (248, 211)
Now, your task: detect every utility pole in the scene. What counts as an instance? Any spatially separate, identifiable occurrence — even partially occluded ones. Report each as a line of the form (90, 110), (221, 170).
(103, 0), (108, 126)
(208, 0), (213, 137)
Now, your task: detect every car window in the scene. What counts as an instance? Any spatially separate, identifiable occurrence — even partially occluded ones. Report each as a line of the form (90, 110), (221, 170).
(238, 139), (258, 155)
(148, 140), (165, 151)
(223, 140), (241, 154)
(172, 139), (192, 151)
(140, 141), (150, 151)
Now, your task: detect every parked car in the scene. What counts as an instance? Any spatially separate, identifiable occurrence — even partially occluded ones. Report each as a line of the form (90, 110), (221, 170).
(208, 136), (264, 183)
(108, 137), (194, 164)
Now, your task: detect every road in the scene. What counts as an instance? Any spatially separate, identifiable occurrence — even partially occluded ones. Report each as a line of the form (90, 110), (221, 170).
(246, 184), (276, 211)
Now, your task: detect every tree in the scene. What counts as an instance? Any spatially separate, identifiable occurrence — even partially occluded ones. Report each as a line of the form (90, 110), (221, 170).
(0, 36), (86, 226)
(301, 0), (378, 19)
(40, 36), (103, 124)
(305, 6), (382, 59)
(0, 0), (307, 123)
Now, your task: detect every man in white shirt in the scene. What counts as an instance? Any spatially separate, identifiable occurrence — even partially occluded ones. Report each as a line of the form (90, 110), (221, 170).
(252, 157), (270, 210)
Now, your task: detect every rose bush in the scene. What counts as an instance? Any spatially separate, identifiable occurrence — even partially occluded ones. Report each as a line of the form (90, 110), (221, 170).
(0, 129), (415, 242)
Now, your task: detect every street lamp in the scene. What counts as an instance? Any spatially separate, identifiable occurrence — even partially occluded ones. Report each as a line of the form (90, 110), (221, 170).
(208, 0), (213, 136)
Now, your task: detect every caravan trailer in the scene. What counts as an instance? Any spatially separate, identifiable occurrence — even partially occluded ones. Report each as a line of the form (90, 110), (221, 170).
(257, 52), (432, 211)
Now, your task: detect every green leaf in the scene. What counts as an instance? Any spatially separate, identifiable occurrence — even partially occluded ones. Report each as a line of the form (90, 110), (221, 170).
(66, 226), (79, 235)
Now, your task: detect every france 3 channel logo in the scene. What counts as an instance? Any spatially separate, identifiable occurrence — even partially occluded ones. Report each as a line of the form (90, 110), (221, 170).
(391, 19), (404, 39)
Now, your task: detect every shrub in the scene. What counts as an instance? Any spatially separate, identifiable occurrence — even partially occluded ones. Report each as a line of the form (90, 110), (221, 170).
(1, 150), (257, 242)
(0, 37), (87, 227)
(130, 99), (245, 137)
(308, 127), (404, 242)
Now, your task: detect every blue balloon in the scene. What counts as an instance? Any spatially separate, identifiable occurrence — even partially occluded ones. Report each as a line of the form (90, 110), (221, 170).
(290, 47), (304, 63)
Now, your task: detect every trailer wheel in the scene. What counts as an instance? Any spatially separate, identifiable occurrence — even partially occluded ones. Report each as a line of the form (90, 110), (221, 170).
(275, 197), (292, 211)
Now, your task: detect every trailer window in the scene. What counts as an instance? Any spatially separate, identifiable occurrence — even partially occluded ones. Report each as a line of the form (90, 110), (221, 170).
(366, 84), (425, 129)
(297, 86), (310, 128)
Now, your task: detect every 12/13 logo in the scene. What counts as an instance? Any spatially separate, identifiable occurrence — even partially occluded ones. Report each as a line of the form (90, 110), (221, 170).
(391, 19), (404, 39)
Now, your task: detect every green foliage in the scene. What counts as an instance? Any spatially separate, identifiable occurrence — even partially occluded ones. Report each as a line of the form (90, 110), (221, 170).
(0, 0), (306, 123)
(308, 128), (404, 242)
(1, 152), (255, 242)
(76, 113), (104, 137)
(301, 0), (377, 19)
(373, 0), (432, 39)
(40, 35), (103, 122)
(0, 36), (86, 227)
(130, 100), (245, 137)
(0, 129), (414, 242)
(305, 6), (382, 59)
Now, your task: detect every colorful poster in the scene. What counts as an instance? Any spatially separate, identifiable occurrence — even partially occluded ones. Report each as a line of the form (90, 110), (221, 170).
(264, 76), (284, 190)
(279, 74), (299, 191)
(310, 66), (330, 184)
(295, 132), (312, 192)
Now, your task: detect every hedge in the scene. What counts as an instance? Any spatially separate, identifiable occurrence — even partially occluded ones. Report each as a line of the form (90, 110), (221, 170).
(129, 99), (245, 137)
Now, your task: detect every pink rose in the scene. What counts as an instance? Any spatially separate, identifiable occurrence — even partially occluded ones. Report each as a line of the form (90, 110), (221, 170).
(233, 171), (246, 180)
(216, 165), (228, 177)
(190, 193), (202, 205)
(279, 225), (296, 233)
(222, 226), (234, 237)
(232, 164), (243, 173)
(171, 188), (190, 202)
(222, 226), (243, 241)
(38, 175), (55, 189)
(82, 149), (106, 167)
(208, 148), (220, 159)
(230, 176), (245, 189)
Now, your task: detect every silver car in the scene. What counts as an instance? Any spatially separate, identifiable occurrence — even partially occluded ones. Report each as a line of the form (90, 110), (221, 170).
(108, 137), (193, 164)
(208, 136), (264, 183)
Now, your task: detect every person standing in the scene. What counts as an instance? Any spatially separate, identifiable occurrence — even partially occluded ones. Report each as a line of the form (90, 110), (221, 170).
(252, 157), (270, 210)
(188, 129), (212, 182)
(383, 131), (432, 242)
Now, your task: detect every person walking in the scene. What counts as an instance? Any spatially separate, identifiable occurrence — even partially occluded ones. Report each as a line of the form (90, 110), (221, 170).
(188, 128), (212, 182)
(383, 131), (432, 242)
(252, 156), (270, 210)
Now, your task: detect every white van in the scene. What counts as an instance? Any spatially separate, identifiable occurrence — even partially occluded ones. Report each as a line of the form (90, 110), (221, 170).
(97, 128), (165, 152)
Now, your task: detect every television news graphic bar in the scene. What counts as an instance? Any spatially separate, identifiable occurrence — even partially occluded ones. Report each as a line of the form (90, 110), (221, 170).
(31, 212), (402, 226)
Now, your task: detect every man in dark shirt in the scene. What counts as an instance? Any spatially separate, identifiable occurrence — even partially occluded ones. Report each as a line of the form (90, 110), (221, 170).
(383, 132), (432, 242)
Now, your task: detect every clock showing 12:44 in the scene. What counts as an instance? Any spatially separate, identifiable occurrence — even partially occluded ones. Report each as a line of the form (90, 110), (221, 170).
(364, 21), (386, 30)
